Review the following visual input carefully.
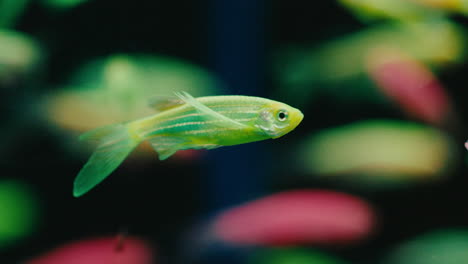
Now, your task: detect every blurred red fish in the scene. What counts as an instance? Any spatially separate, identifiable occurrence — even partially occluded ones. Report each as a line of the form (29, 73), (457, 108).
(211, 190), (375, 246)
(26, 235), (154, 264)
(366, 48), (452, 125)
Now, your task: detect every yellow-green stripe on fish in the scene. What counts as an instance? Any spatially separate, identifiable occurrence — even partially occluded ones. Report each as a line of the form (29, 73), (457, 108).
(73, 92), (304, 197)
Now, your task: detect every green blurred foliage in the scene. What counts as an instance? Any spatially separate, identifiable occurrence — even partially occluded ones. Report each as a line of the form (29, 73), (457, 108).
(276, 19), (465, 106)
(249, 248), (348, 264)
(339, 0), (468, 22)
(0, 0), (89, 28)
(383, 229), (468, 264)
(339, 0), (444, 22)
(0, 180), (39, 249)
(297, 120), (455, 188)
(0, 0), (30, 28)
(42, 54), (223, 132)
(0, 30), (42, 85)
(40, 0), (90, 10)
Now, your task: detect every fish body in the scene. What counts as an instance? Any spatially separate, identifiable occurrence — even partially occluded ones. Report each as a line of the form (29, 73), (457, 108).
(73, 92), (303, 197)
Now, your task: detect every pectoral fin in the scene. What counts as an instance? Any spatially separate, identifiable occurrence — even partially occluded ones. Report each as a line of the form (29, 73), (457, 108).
(174, 91), (247, 129)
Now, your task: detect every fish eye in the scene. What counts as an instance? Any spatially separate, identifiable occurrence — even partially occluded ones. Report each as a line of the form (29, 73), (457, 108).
(277, 110), (288, 121)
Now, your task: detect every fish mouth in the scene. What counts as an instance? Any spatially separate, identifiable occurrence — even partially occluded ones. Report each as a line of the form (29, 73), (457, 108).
(290, 109), (304, 129)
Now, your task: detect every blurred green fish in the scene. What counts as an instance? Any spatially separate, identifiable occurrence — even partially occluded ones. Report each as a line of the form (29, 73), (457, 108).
(339, 0), (468, 21)
(73, 92), (303, 197)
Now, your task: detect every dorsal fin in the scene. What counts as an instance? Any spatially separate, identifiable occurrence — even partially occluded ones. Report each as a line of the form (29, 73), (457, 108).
(174, 91), (247, 129)
(148, 96), (185, 112)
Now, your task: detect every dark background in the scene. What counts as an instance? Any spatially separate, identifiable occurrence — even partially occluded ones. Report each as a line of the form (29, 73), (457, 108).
(2, 1), (468, 263)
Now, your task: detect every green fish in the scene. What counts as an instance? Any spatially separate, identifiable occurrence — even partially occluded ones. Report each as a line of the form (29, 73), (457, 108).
(73, 92), (304, 197)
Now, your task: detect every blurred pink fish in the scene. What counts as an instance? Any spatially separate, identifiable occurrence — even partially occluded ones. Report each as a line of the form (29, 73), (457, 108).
(210, 190), (375, 246)
(26, 235), (154, 264)
(366, 48), (452, 126)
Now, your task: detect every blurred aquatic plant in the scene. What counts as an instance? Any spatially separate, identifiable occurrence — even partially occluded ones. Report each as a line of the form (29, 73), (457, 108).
(249, 248), (349, 264)
(0, 180), (39, 249)
(276, 19), (465, 106)
(297, 120), (455, 188)
(382, 229), (468, 264)
(339, 0), (468, 22)
(208, 189), (375, 246)
(26, 235), (154, 264)
(0, 30), (42, 86)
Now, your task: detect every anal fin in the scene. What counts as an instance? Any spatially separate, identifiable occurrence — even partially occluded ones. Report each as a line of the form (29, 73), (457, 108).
(148, 136), (187, 160)
(148, 136), (221, 160)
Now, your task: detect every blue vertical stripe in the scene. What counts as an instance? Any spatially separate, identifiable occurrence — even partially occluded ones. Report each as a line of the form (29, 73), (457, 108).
(207, 0), (266, 209)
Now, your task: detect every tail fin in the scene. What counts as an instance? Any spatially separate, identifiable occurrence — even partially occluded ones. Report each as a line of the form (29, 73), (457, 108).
(73, 124), (140, 197)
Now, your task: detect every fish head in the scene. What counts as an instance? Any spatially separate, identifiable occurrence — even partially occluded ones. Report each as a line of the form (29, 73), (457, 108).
(256, 101), (304, 139)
